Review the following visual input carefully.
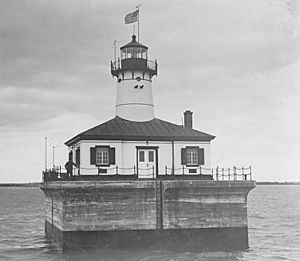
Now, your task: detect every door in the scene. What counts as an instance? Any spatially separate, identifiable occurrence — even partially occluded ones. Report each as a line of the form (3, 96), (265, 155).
(137, 149), (156, 179)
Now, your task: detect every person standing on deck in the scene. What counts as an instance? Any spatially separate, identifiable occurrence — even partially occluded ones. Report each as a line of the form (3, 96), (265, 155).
(64, 159), (77, 180)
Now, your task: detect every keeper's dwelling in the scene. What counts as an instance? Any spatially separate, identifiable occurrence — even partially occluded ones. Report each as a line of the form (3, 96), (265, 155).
(65, 35), (215, 178)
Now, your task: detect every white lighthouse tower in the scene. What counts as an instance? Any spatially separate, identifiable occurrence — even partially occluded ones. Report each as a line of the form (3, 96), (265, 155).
(111, 35), (158, 122)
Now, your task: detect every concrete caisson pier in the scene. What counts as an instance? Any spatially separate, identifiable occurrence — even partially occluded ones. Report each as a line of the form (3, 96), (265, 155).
(41, 180), (255, 250)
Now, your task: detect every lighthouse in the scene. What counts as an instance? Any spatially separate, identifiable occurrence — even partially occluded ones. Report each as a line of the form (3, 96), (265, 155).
(111, 35), (158, 122)
(41, 19), (255, 251)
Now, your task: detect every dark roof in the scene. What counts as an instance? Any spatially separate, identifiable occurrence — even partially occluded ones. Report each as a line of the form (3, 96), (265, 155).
(65, 117), (215, 146)
(120, 35), (148, 50)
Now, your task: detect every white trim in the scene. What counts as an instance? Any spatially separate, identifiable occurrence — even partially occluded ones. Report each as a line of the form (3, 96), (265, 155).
(71, 140), (211, 145)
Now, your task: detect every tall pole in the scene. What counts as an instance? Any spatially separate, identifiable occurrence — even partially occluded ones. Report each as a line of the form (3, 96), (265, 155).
(136, 4), (141, 42)
(45, 137), (47, 170)
(113, 40), (117, 63)
(52, 145), (55, 168)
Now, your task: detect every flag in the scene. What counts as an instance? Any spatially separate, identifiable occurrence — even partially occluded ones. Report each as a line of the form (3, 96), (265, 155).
(124, 9), (139, 24)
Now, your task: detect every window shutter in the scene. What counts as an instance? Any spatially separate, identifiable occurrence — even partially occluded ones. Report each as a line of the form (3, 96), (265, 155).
(181, 148), (187, 165)
(198, 148), (204, 165)
(76, 149), (80, 165)
(90, 147), (96, 165)
(109, 147), (116, 165)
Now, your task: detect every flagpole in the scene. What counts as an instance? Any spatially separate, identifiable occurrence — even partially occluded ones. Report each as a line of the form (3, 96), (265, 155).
(136, 4), (141, 41)
(113, 40), (117, 63)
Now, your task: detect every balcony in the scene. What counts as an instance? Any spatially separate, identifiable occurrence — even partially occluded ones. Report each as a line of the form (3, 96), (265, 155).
(111, 58), (158, 78)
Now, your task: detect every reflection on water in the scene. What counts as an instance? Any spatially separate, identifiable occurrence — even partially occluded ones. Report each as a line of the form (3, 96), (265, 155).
(0, 186), (299, 261)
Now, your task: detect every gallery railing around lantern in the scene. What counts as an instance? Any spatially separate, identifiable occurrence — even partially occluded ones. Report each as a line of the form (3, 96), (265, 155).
(111, 58), (158, 77)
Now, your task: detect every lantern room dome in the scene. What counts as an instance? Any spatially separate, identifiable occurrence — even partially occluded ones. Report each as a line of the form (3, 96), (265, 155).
(120, 35), (148, 50)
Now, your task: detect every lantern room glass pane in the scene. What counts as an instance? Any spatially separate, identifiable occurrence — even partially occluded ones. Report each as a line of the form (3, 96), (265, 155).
(121, 47), (148, 59)
(133, 47), (139, 58)
(142, 51), (147, 59)
(127, 47), (133, 58)
(121, 51), (126, 59)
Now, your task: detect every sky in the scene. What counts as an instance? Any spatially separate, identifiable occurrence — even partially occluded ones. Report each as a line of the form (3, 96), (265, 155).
(0, 0), (299, 183)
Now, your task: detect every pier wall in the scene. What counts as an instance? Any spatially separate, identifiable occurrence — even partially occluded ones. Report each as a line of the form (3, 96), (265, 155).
(41, 180), (255, 250)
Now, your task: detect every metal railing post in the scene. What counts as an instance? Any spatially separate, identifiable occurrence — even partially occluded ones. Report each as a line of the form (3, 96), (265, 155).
(250, 166), (252, 180)
(242, 166), (245, 180)
(234, 166), (237, 181)
(165, 166), (167, 175)
(182, 166), (185, 175)
(216, 166), (219, 181)
(222, 168), (224, 181)
(152, 166), (155, 179)
(134, 166), (136, 175)
(200, 166), (202, 175)
(228, 168), (230, 181)
(116, 166), (118, 175)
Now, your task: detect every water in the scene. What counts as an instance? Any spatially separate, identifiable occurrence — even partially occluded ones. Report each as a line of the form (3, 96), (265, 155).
(0, 185), (299, 261)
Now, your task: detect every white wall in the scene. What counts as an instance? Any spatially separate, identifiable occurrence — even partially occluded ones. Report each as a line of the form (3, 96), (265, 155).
(116, 71), (154, 121)
(68, 139), (211, 176)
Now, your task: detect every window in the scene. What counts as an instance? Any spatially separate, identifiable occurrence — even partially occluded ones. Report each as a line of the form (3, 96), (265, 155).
(90, 146), (115, 166)
(139, 151), (145, 162)
(181, 147), (204, 166)
(148, 151), (154, 162)
(186, 148), (198, 166)
(96, 147), (109, 165)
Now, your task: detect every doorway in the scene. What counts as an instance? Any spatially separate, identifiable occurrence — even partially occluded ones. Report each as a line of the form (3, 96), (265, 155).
(136, 147), (158, 179)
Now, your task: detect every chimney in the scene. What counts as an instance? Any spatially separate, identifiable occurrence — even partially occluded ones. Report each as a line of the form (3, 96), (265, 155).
(184, 110), (193, 129)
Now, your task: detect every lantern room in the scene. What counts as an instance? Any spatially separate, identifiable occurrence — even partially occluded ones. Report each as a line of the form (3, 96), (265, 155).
(120, 35), (148, 59)
(111, 35), (158, 78)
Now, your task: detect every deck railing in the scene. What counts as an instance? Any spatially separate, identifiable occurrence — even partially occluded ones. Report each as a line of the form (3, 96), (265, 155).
(42, 165), (252, 182)
(42, 165), (154, 182)
(165, 166), (252, 181)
